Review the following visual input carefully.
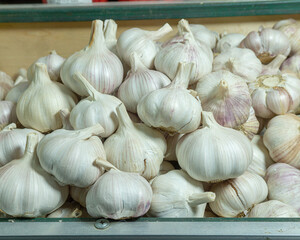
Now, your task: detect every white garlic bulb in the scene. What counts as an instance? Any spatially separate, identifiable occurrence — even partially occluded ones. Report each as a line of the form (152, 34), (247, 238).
(117, 52), (171, 113)
(177, 111), (253, 182)
(248, 74), (300, 118)
(104, 19), (118, 55)
(117, 23), (172, 69)
(235, 107), (259, 140)
(137, 62), (202, 134)
(69, 72), (121, 138)
(239, 27), (291, 64)
(5, 81), (29, 103)
(281, 55), (300, 78)
(0, 71), (13, 101)
(263, 114), (300, 168)
(37, 124), (106, 188)
(247, 135), (274, 177)
(266, 163), (300, 214)
(155, 19), (213, 85)
(0, 123), (44, 167)
(47, 201), (82, 218)
(189, 24), (219, 49)
(61, 20), (123, 96)
(0, 133), (69, 217)
(164, 133), (183, 161)
(196, 70), (251, 128)
(215, 32), (245, 53)
(104, 103), (166, 180)
(0, 101), (17, 129)
(149, 170), (215, 218)
(70, 186), (90, 207)
(209, 171), (268, 217)
(248, 200), (299, 218)
(86, 159), (152, 219)
(213, 48), (262, 83)
(27, 50), (65, 82)
(17, 63), (78, 133)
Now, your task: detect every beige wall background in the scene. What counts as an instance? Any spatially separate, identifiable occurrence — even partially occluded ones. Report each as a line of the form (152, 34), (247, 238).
(0, 14), (299, 77)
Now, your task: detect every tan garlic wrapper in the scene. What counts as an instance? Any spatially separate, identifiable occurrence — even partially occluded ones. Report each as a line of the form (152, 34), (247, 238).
(196, 70), (252, 128)
(0, 71), (13, 101)
(235, 107), (259, 140)
(263, 114), (300, 168)
(209, 171), (268, 217)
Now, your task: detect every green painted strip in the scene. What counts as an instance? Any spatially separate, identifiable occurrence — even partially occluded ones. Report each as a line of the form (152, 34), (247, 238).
(0, 0), (299, 23)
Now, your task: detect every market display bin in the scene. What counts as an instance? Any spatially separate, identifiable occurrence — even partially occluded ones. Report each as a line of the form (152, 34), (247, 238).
(0, 1), (300, 239)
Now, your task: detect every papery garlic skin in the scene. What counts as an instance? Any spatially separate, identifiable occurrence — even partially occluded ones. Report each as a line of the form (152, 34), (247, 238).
(281, 55), (300, 78)
(235, 107), (259, 140)
(155, 19), (213, 85)
(247, 135), (274, 177)
(70, 186), (90, 207)
(47, 201), (82, 218)
(137, 62), (202, 134)
(104, 104), (167, 180)
(189, 24), (219, 49)
(0, 133), (69, 217)
(209, 171), (268, 217)
(17, 63), (78, 133)
(117, 52), (171, 113)
(59, 109), (73, 130)
(248, 74), (300, 118)
(248, 200), (299, 218)
(61, 20), (123, 96)
(27, 50), (65, 82)
(0, 101), (17, 129)
(265, 163), (300, 214)
(215, 33), (245, 53)
(164, 133), (183, 161)
(213, 48), (262, 83)
(263, 114), (300, 168)
(0, 71), (13, 101)
(86, 161), (152, 220)
(239, 28), (291, 64)
(159, 161), (175, 175)
(177, 111), (253, 182)
(196, 70), (251, 128)
(37, 124), (106, 188)
(117, 23), (172, 69)
(69, 73), (121, 138)
(149, 170), (215, 218)
(0, 123), (44, 167)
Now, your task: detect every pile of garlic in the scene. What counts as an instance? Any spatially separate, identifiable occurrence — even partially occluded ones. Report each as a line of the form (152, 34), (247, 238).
(1, 18), (300, 220)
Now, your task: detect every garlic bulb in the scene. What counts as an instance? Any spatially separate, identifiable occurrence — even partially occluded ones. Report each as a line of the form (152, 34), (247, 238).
(47, 201), (82, 218)
(149, 170), (216, 217)
(176, 111), (253, 182)
(213, 48), (262, 83)
(281, 55), (300, 78)
(117, 23), (172, 69)
(248, 74), (300, 118)
(239, 27), (291, 64)
(0, 133), (69, 217)
(247, 135), (274, 177)
(61, 20), (123, 96)
(0, 101), (17, 129)
(86, 159), (152, 219)
(248, 200), (299, 218)
(69, 72), (121, 138)
(215, 33), (245, 53)
(155, 19), (213, 85)
(209, 171), (268, 217)
(59, 109), (73, 130)
(273, 19), (300, 55)
(117, 52), (171, 113)
(27, 50), (65, 82)
(266, 163), (300, 213)
(235, 107), (259, 140)
(159, 161), (175, 175)
(0, 71), (13, 100)
(17, 63), (77, 133)
(164, 133), (183, 161)
(137, 62), (202, 134)
(189, 24), (219, 49)
(260, 54), (287, 76)
(70, 186), (90, 207)
(37, 124), (106, 188)
(263, 114), (300, 168)
(0, 123), (44, 167)
(104, 19), (118, 55)
(5, 81), (29, 103)
(195, 70), (251, 128)
(104, 103), (166, 180)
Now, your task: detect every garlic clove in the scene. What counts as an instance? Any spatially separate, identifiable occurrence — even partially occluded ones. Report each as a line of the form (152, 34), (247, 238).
(250, 87), (275, 119)
(265, 87), (290, 115)
(0, 71), (14, 101)
(0, 100), (17, 130)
